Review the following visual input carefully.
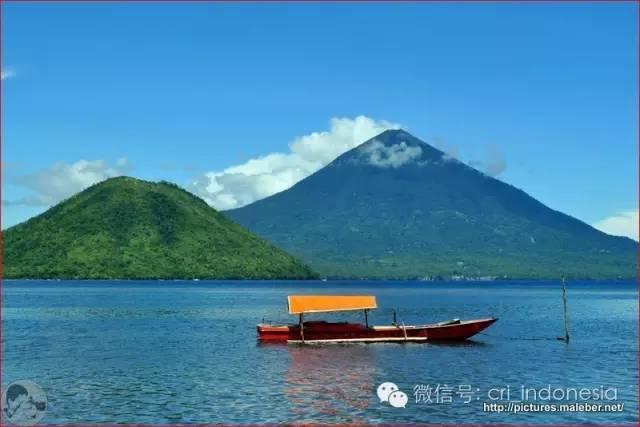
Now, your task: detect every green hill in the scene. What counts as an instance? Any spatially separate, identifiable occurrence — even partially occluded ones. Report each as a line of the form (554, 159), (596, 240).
(3, 177), (317, 279)
(227, 129), (637, 279)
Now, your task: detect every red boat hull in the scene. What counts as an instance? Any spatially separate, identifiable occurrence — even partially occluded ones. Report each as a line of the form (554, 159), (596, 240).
(257, 318), (497, 343)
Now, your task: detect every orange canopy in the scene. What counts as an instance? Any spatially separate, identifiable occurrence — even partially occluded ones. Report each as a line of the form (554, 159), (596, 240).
(287, 295), (377, 315)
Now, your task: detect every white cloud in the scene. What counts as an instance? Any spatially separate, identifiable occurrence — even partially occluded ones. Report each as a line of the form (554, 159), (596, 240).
(361, 140), (423, 168)
(6, 158), (131, 206)
(190, 116), (402, 210)
(592, 210), (638, 241)
(432, 137), (460, 161)
(1, 68), (16, 80)
(468, 144), (507, 177)
(482, 144), (507, 177)
(431, 139), (506, 174)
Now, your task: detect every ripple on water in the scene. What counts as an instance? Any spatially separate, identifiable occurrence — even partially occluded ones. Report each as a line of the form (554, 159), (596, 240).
(2, 280), (637, 424)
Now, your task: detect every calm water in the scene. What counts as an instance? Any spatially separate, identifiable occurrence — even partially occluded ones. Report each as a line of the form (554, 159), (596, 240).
(2, 280), (637, 424)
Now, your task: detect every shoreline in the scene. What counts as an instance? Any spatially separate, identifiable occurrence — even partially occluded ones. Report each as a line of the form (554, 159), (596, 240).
(2, 278), (636, 284)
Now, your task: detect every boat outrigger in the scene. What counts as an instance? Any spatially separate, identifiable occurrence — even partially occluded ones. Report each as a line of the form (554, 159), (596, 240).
(257, 295), (497, 344)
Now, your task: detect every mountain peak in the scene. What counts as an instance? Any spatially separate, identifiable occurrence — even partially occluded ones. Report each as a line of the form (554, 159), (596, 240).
(336, 129), (445, 169)
(376, 128), (412, 138)
(366, 129), (423, 146)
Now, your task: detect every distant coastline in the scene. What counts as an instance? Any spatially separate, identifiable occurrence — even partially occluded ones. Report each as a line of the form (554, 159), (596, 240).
(3, 276), (636, 282)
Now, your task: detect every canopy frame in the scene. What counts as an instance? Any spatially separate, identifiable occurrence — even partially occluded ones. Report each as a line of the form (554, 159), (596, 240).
(287, 295), (377, 315)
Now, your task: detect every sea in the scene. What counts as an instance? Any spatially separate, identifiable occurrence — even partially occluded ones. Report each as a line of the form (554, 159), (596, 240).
(2, 280), (637, 424)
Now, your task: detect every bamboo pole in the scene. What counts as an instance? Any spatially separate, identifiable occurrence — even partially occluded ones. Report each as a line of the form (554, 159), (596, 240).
(561, 277), (570, 343)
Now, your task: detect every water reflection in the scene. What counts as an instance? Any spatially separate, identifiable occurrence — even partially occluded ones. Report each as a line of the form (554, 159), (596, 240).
(428, 339), (488, 347)
(285, 345), (375, 423)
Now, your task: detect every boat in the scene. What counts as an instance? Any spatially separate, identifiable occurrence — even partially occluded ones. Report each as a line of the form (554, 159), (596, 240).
(257, 295), (497, 344)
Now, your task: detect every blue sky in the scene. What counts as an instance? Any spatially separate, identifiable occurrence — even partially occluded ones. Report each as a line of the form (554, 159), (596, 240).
(2, 2), (638, 238)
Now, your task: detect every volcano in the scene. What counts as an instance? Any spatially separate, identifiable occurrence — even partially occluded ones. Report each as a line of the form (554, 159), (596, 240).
(226, 129), (636, 279)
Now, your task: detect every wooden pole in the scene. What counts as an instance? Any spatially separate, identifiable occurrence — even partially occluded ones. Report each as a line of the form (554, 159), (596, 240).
(299, 313), (305, 343)
(561, 277), (570, 343)
(364, 309), (369, 328)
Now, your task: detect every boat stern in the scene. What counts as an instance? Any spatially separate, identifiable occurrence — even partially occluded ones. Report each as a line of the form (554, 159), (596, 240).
(256, 324), (292, 342)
